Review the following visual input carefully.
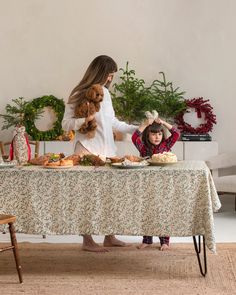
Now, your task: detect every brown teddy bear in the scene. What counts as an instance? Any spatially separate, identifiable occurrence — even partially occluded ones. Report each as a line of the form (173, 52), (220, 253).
(74, 84), (104, 138)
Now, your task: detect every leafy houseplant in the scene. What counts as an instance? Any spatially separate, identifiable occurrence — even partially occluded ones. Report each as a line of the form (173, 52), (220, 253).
(0, 97), (34, 129)
(111, 62), (152, 124)
(150, 72), (186, 122)
(0, 97), (42, 164)
(111, 63), (187, 125)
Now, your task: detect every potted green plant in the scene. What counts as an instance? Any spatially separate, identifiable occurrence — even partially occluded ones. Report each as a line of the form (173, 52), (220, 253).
(0, 97), (42, 164)
(150, 72), (186, 123)
(0, 97), (31, 130)
(111, 64), (186, 125)
(111, 62), (152, 124)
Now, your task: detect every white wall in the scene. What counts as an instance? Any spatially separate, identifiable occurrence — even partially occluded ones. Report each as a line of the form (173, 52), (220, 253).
(0, 0), (235, 153)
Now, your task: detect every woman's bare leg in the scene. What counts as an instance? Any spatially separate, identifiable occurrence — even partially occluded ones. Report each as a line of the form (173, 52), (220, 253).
(82, 235), (109, 252)
(75, 145), (123, 251)
(103, 235), (126, 247)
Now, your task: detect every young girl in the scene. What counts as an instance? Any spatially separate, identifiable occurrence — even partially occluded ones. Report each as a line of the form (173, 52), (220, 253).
(132, 117), (180, 250)
(62, 55), (137, 252)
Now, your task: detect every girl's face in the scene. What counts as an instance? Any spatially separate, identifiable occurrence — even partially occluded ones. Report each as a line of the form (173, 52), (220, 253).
(148, 131), (163, 146)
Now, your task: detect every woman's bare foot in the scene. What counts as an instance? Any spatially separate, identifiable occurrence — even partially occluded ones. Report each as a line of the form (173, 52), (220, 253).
(160, 244), (170, 251)
(137, 243), (151, 249)
(82, 235), (109, 252)
(103, 235), (126, 247)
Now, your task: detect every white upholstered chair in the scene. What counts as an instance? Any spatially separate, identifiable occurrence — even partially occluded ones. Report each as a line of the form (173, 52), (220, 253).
(206, 153), (236, 211)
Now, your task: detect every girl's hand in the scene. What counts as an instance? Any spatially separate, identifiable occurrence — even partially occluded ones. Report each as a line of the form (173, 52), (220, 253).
(155, 118), (164, 124)
(155, 118), (173, 130)
(145, 118), (154, 126)
(138, 118), (154, 132)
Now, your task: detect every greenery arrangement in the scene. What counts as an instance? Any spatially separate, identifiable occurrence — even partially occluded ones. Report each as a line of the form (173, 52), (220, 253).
(0, 95), (65, 141)
(150, 72), (186, 121)
(24, 95), (65, 140)
(111, 63), (186, 124)
(111, 62), (151, 124)
(0, 97), (34, 129)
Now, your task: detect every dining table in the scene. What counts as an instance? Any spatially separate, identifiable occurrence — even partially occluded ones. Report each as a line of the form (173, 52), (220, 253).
(0, 160), (221, 276)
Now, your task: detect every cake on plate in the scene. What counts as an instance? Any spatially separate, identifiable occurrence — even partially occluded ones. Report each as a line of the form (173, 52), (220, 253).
(151, 152), (177, 163)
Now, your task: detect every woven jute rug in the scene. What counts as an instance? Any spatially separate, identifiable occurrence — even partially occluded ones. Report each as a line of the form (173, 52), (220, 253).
(0, 243), (235, 295)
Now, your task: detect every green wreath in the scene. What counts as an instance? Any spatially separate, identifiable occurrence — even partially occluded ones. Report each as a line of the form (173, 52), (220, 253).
(25, 95), (65, 140)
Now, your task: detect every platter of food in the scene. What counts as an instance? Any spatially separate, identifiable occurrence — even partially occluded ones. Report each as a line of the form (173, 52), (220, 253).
(108, 155), (144, 164)
(43, 165), (74, 169)
(111, 160), (149, 169)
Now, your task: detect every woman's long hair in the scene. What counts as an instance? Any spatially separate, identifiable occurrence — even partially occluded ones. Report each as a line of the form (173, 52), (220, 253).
(68, 55), (117, 104)
(142, 122), (164, 156)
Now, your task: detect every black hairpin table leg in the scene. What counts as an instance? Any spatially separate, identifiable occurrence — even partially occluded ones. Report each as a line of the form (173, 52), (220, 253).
(193, 235), (207, 276)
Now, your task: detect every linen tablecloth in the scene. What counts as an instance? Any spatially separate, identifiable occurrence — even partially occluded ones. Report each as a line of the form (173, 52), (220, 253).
(0, 160), (221, 252)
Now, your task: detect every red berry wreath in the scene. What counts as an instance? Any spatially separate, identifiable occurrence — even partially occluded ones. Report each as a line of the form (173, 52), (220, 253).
(175, 97), (217, 134)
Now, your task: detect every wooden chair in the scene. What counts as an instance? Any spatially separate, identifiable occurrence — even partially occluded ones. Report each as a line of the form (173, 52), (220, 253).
(29, 140), (40, 158)
(0, 214), (23, 283)
(0, 141), (4, 157)
(0, 140), (40, 159)
(206, 153), (236, 211)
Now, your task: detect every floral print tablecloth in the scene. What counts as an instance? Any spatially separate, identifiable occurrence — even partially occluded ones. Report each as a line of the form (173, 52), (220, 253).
(0, 160), (221, 252)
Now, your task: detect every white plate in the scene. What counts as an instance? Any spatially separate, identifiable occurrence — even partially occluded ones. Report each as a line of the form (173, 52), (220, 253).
(0, 164), (16, 169)
(111, 163), (149, 169)
(43, 165), (74, 169)
(147, 160), (179, 166)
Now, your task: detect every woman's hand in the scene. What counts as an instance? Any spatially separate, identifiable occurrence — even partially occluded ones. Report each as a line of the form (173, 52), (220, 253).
(85, 114), (95, 125)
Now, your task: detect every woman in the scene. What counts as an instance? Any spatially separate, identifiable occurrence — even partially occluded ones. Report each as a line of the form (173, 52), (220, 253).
(62, 55), (136, 252)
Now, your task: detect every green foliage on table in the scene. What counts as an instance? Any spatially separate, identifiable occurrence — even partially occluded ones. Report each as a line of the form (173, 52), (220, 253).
(111, 62), (152, 124)
(150, 72), (186, 120)
(24, 95), (65, 141)
(79, 156), (94, 166)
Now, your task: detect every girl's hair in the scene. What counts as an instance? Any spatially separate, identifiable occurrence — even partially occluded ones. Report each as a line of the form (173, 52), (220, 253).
(142, 122), (164, 155)
(68, 55), (118, 104)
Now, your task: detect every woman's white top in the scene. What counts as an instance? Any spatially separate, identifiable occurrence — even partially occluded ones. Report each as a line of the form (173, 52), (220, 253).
(62, 86), (136, 157)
